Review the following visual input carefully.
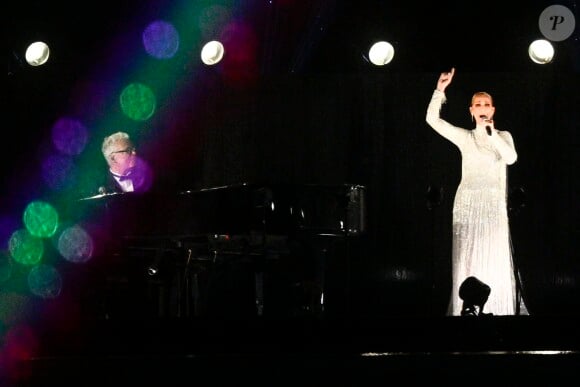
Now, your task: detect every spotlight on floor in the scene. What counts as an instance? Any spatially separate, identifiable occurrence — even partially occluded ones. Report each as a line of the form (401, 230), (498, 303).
(459, 276), (491, 316)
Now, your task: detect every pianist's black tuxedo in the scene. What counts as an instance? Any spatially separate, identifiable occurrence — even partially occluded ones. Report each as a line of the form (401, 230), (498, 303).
(97, 158), (154, 195)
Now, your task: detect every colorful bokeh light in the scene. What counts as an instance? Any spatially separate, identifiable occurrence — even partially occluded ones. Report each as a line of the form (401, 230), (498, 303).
(23, 201), (59, 239)
(9, 229), (44, 266)
(28, 264), (62, 299)
(120, 83), (156, 121)
(57, 225), (93, 264)
(143, 20), (180, 59)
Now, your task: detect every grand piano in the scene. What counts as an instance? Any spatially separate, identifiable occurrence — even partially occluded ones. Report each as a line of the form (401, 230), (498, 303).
(68, 183), (366, 319)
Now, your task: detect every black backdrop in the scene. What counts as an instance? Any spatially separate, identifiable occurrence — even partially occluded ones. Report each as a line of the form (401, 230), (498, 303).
(131, 70), (579, 318)
(4, 56), (579, 318)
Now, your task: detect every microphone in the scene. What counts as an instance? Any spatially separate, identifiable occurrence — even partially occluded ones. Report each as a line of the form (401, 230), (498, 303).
(480, 115), (492, 136)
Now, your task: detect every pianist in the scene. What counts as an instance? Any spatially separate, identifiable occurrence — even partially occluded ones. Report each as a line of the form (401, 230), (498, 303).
(98, 131), (153, 194)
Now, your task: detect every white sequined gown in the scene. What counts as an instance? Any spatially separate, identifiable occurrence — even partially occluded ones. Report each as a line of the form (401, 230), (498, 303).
(426, 89), (519, 316)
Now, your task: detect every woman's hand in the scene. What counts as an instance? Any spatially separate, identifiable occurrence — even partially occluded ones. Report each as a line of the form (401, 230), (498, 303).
(437, 67), (455, 92)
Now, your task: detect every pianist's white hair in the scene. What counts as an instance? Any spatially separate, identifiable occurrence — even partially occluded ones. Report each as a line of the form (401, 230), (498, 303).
(102, 131), (132, 159)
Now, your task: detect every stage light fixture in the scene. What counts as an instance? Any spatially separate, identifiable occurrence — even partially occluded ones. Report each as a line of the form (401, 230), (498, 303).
(459, 276), (491, 316)
(368, 41), (395, 66)
(528, 39), (554, 64)
(201, 40), (225, 65)
(25, 41), (50, 66)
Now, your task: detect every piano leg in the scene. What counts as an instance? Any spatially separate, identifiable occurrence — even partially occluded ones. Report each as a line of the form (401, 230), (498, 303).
(255, 271), (264, 316)
(174, 247), (212, 318)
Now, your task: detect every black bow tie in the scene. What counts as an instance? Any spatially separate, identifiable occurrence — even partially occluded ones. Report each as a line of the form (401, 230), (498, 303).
(114, 169), (133, 181)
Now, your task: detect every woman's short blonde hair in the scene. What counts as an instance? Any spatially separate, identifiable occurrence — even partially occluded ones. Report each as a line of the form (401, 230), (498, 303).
(471, 91), (493, 106)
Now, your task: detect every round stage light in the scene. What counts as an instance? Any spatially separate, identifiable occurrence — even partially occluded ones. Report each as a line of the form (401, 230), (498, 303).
(201, 41), (225, 65)
(368, 41), (395, 66)
(25, 41), (50, 66)
(528, 39), (554, 64)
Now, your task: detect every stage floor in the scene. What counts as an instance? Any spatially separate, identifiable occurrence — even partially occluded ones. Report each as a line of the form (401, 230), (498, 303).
(5, 314), (579, 386)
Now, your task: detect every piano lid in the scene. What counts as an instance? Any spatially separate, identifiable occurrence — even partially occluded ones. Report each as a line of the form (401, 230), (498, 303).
(69, 183), (366, 241)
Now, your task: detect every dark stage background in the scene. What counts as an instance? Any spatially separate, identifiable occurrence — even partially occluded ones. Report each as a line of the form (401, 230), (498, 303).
(4, 0), (579, 321)
(4, 3), (580, 385)
(146, 71), (580, 318)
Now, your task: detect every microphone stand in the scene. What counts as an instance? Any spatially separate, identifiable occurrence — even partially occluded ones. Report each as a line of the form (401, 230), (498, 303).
(507, 176), (525, 315)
